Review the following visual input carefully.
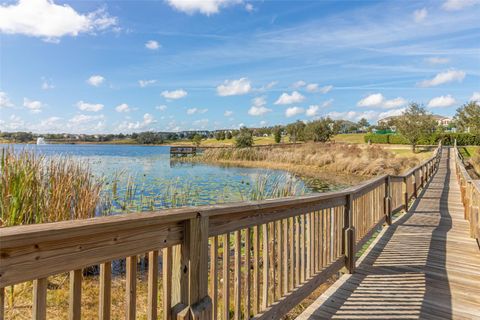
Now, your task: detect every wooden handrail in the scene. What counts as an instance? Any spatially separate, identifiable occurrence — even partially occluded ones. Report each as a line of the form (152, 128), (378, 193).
(0, 144), (443, 320)
(453, 142), (480, 242)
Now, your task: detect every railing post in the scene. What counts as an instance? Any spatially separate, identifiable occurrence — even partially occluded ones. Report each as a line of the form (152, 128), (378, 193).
(385, 176), (392, 225)
(403, 176), (409, 211)
(343, 193), (355, 274)
(413, 171), (418, 199)
(171, 214), (212, 320)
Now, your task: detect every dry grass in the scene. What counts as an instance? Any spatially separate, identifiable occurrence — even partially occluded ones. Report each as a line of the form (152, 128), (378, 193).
(0, 148), (103, 227)
(192, 143), (423, 180)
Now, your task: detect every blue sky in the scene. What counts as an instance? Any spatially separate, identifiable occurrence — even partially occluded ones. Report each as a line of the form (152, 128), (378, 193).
(0, 0), (479, 134)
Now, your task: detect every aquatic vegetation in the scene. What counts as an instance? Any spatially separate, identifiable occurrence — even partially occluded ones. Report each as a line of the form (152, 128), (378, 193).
(188, 143), (423, 176)
(0, 147), (103, 226)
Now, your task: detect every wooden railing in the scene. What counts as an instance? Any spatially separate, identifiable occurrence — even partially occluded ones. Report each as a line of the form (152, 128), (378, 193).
(0, 145), (442, 320)
(454, 143), (480, 242)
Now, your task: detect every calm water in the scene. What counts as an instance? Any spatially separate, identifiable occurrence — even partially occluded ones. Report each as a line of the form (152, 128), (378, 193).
(7, 144), (341, 213)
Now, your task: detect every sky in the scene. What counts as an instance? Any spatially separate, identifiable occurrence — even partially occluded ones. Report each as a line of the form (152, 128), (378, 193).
(0, 0), (479, 134)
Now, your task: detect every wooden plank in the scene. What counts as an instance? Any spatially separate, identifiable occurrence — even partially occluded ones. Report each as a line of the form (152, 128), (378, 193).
(69, 269), (82, 320)
(245, 228), (251, 320)
(295, 216), (300, 287)
(253, 225), (260, 315)
(210, 237), (218, 320)
(148, 250), (159, 320)
(33, 278), (47, 320)
(0, 221), (183, 288)
(162, 247), (172, 320)
(223, 233), (230, 320)
(277, 220), (283, 299)
(0, 287), (4, 320)
(262, 224), (269, 310)
(234, 230), (241, 320)
(99, 262), (111, 320)
(282, 219), (288, 296)
(288, 217), (294, 291)
(126, 256), (137, 320)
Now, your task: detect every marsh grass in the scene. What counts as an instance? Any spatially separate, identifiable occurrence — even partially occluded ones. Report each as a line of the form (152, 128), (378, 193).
(0, 148), (103, 227)
(189, 143), (422, 177)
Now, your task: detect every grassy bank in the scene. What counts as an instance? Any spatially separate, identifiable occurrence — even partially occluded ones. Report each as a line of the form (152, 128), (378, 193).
(184, 143), (430, 184)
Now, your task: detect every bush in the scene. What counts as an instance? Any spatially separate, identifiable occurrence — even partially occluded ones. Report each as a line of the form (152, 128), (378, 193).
(365, 133), (480, 146)
(235, 127), (254, 148)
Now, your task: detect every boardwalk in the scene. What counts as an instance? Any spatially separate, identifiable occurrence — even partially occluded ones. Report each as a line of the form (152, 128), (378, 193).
(297, 148), (480, 320)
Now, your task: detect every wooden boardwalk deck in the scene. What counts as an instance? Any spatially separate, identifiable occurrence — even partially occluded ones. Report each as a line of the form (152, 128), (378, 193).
(297, 148), (480, 320)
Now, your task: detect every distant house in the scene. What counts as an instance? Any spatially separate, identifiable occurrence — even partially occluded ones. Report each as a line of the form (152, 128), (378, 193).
(378, 114), (452, 128)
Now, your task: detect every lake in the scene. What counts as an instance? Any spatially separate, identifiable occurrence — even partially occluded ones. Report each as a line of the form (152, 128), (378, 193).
(6, 144), (343, 213)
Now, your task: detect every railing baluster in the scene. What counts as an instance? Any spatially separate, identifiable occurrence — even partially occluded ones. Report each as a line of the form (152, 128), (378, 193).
(126, 256), (137, 320)
(222, 233), (230, 320)
(294, 216), (300, 286)
(147, 250), (158, 320)
(253, 226), (260, 315)
(288, 217), (294, 291)
(99, 262), (111, 320)
(69, 269), (82, 320)
(210, 237), (218, 320)
(262, 223), (269, 310)
(0, 287), (4, 320)
(162, 247), (172, 320)
(244, 228), (251, 320)
(234, 230), (241, 320)
(33, 278), (47, 320)
(282, 219), (288, 296)
(277, 220), (283, 298)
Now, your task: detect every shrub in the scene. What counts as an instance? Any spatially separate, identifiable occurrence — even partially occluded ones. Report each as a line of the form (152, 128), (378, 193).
(235, 127), (254, 148)
(364, 133), (389, 144)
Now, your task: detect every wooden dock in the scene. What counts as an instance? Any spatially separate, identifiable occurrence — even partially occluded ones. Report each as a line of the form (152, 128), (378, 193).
(1, 144), (479, 320)
(297, 148), (480, 319)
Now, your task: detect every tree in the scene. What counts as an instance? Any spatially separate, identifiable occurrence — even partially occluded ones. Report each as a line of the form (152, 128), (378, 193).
(393, 103), (436, 152)
(273, 126), (282, 143)
(358, 118), (370, 131)
(235, 127), (254, 148)
(214, 131), (225, 140)
(226, 131), (232, 139)
(454, 101), (480, 134)
(305, 118), (334, 142)
(286, 120), (306, 144)
(191, 134), (202, 146)
(136, 132), (163, 144)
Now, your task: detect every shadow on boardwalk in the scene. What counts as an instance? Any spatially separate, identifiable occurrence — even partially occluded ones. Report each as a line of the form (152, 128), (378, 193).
(297, 148), (480, 320)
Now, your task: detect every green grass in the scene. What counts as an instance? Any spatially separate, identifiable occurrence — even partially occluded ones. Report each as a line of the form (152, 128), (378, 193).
(459, 146), (480, 158)
(333, 133), (366, 144)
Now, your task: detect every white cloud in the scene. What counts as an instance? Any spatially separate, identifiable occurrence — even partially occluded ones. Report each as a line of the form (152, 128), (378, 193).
(425, 57), (450, 64)
(357, 93), (384, 107)
(87, 75), (105, 86)
(357, 93), (407, 109)
(306, 84), (333, 94)
(292, 80), (306, 88)
(76, 100), (104, 112)
(306, 105), (319, 117)
(418, 69), (465, 87)
(245, 3), (254, 12)
(427, 95), (456, 108)
(0, 114), (25, 131)
(116, 113), (155, 131)
(165, 0), (242, 15)
(470, 92), (480, 102)
(322, 99), (333, 108)
(248, 106), (271, 116)
(139, 79), (157, 87)
(224, 110), (233, 117)
(161, 89), (187, 99)
(0, 91), (14, 108)
(115, 103), (130, 113)
(274, 91), (305, 105)
(413, 8), (427, 23)
(383, 97), (407, 109)
(0, 0), (117, 42)
(155, 105), (167, 111)
(187, 108), (208, 115)
(442, 0), (480, 11)
(248, 96), (271, 116)
(193, 118), (209, 128)
(285, 106), (304, 118)
(41, 78), (54, 90)
(23, 98), (43, 113)
(69, 114), (105, 125)
(257, 81), (277, 92)
(145, 40), (160, 50)
(217, 78), (251, 96)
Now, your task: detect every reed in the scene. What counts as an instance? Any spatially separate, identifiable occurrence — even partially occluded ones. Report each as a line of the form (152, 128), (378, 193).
(0, 147), (103, 227)
(191, 143), (422, 177)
